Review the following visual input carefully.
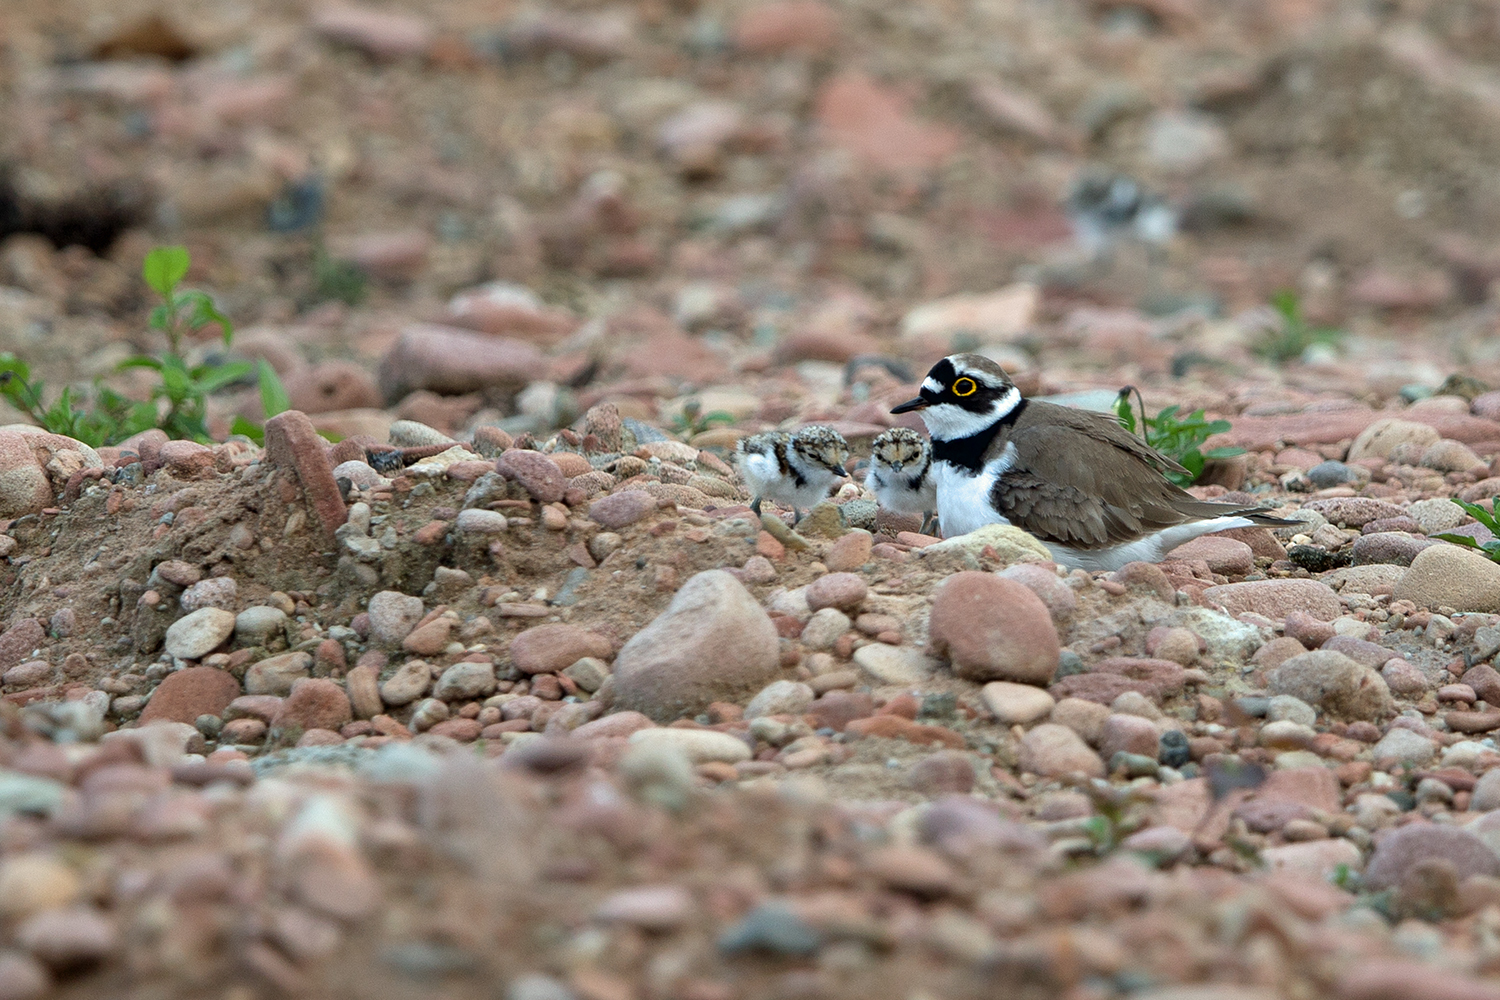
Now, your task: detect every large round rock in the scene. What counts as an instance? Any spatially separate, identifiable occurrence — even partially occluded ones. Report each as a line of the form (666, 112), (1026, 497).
(612, 570), (780, 721)
(1268, 650), (1393, 721)
(927, 571), (1059, 684)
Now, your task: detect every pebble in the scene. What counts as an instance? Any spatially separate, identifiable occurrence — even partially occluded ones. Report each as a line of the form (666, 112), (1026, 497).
(139, 666), (240, 725)
(1394, 544), (1500, 613)
(852, 644), (936, 684)
(1364, 824), (1500, 891)
(627, 727), (752, 765)
(800, 608), (851, 649)
(1268, 651), (1393, 721)
(612, 570), (780, 721)
(744, 680), (815, 719)
(366, 591), (426, 646)
(15, 906), (117, 968)
(997, 562), (1077, 618)
(805, 572), (867, 612)
(1351, 532), (1435, 566)
(1348, 418), (1440, 461)
(495, 450), (566, 503)
(244, 652), (313, 697)
(0, 854), (80, 919)
(0, 951), (49, 1000)
(1371, 727), (1436, 768)
(980, 681), (1055, 724)
(433, 661), (497, 700)
(823, 530), (873, 571)
(163, 608), (237, 660)
(179, 577), (237, 612)
(1017, 723), (1105, 778)
(274, 679), (353, 733)
(1473, 769), (1500, 811)
(927, 571), (1059, 683)
(510, 625), (612, 675)
(235, 606), (289, 647)
(1165, 535), (1253, 576)
(594, 886), (694, 931)
(1408, 497), (1469, 534)
(379, 660), (433, 706)
(717, 901), (821, 956)
(1201, 580), (1341, 622)
(588, 490), (658, 528)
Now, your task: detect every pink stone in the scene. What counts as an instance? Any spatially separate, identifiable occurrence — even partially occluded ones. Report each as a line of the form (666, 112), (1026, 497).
(571, 711), (655, 740)
(927, 571), (1058, 684)
(588, 489), (658, 528)
(997, 563), (1077, 619)
(509, 624), (612, 675)
(823, 530), (874, 572)
(1165, 535), (1253, 576)
(140, 667), (240, 725)
(1202, 579), (1341, 622)
(273, 679), (352, 733)
(264, 411), (347, 539)
(1017, 723), (1104, 779)
(732, 0), (840, 55)
(311, 4), (435, 60)
(158, 440), (215, 479)
(377, 325), (541, 402)
(495, 450), (566, 503)
(1099, 714), (1160, 762)
(805, 572), (867, 613)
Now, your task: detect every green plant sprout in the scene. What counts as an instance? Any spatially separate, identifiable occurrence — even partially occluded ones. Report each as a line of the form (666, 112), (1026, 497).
(1433, 497), (1500, 562)
(1255, 290), (1344, 365)
(1113, 387), (1245, 488)
(670, 399), (736, 439)
(0, 246), (289, 446)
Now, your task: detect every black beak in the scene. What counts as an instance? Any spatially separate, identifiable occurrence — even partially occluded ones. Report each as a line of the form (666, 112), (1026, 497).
(890, 396), (929, 414)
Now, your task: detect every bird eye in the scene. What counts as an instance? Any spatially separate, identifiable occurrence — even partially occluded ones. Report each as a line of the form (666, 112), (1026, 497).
(952, 377), (977, 397)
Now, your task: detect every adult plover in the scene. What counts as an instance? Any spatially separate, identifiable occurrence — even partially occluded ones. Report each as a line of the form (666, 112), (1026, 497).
(737, 425), (850, 523)
(865, 427), (937, 535)
(890, 353), (1293, 571)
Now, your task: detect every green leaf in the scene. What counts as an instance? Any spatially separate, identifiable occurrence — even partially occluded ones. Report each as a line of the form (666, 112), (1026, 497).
(1204, 446), (1246, 460)
(230, 415), (265, 445)
(192, 361), (254, 395)
(1434, 533), (1481, 550)
(142, 246), (190, 299)
(117, 356), (164, 373)
(257, 359), (291, 418)
(179, 290), (234, 345)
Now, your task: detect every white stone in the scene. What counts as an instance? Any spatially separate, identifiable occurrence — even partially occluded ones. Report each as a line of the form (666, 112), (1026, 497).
(626, 728), (751, 765)
(164, 608), (236, 660)
(853, 644), (938, 684)
(980, 681), (1054, 724)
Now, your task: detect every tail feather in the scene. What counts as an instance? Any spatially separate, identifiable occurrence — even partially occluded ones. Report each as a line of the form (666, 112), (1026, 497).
(1173, 498), (1298, 527)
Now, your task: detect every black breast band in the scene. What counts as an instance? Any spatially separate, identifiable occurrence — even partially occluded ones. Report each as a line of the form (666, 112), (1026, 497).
(931, 399), (1027, 473)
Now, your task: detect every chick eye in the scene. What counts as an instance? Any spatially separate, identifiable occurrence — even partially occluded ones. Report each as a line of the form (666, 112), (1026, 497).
(952, 377), (977, 397)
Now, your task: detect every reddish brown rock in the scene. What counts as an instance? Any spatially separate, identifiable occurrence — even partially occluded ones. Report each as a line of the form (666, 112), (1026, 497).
(273, 678), (353, 733)
(1202, 579), (1341, 622)
(264, 410), (347, 539)
(1164, 535), (1253, 576)
(927, 571), (1058, 684)
(510, 624), (612, 675)
(495, 450), (566, 503)
(140, 667), (241, 725)
(732, 0), (840, 54)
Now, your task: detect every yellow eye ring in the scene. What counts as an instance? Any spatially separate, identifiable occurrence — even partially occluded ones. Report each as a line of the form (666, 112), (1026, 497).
(952, 377), (977, 397)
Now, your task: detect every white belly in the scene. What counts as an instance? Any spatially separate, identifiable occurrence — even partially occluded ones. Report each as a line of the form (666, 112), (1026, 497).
(933, 449), (1014, 538)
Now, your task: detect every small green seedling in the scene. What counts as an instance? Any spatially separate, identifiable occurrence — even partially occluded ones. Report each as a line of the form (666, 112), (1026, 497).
(0, 246), (288, 446)
(1255, 290), (1344, 365)
(1433, 496), (1500, 562)
(1114, 387), (1245, 487)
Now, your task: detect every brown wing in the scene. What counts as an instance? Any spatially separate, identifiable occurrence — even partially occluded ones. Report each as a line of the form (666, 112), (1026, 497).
(991, 405), (1203, 549)
(992, 404), (1293, 549)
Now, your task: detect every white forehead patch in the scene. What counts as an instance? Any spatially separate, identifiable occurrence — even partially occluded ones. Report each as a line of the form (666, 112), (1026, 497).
(950, 363), (1007, 389)
(922, 376), (943, 394)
